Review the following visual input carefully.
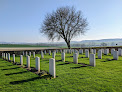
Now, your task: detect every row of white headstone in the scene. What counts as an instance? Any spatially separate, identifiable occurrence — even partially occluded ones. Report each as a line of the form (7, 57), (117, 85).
(1, 48), (121, 78)
(1, 53), (56, 78)
(2, 48), (121, 63)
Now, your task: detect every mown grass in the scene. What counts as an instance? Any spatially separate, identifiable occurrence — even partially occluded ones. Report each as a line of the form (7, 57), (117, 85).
(0, 52), (122, 92)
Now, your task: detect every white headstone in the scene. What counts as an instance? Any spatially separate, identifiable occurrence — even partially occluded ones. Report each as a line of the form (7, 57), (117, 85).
(56, 50), (58, 53)
(72, 49), (74, 53)
(65, 49), (67, 53)
(23, 51), (24, 56)
(3, 53), (5, 59)
(104, 49), (109, 55)
(20, 55), (23, 65)
(35, 57), (40, 72)
(70, 49), (72, 54)
(118, 48), (122, 56)
(113, 51), (118, 60)
(29, 52), (31, 57)
(49, 50), (51, 55)
(25, 51), (28, 56)
(91, 49), (93, 53)
(6, 53), (8, 60)
(61, 52), (65, 62)
(33, 52), (35, 58)
(111, 48), (115, 55)
(60, 50), (62, 53)
(67, 49), (70, 53)
(89, 54), (96, 67)
(52, 52), (55, 59)
(2, 53), (3, 59)
(13, 54), (15, 63)
(8, 53), (10, 61)
(41, 51), (44, 59)
(26, 56), (30, 68)
(85, 50), (89, 58)
(44, 50), (46, 54)
(85, 49), (88, 52)
(102, 49), (104, 54)
(49, 58), (56, 78)
(98, 50), (102, 59)
(73, 53), (78, 64)
(93, 49), (96, 54)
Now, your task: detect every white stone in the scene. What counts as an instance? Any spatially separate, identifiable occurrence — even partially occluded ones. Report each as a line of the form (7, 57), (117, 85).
(118, 48), (122, 56)
(72, 49), (74, 53)
(104, 49), (109, 55)
(29, 52), (31, 56)
(8, 53), (10, 61)
(6, 53), (8, 60)
(60, 50), (62, 53)
(75, 49), (77, 53)
(56, 50), (58, 53)
(61, 52), (65, 62)
(111, 48), (115, 55)
(70, 49), (72, 54)
(41, 51), (44, 59)
(49, 58), (56, 78)
(35, 57), (40, 72)
(65, 49), (67, 53)
(23, 51), (24, 56)
(102, 49), (104, 54)
(3, 53), (5, 59)
(52, 52), (55, 59)
(113, 51), (118, 60)
(93, 49), (96, 54)
(90, 49), (93, 53)
(53, 50), (56, 55)
(75, 50), (79, 57)
(85, 49), (88, 52)
(98, 50), (102, 59)
(26, 56), (30, 68)
(20, 55), (23, 65)
(85, 50), (89, 58)
(66, 49), (68, 53)
(49, 50), (51, 55)
(13, 54), (15, 63)
(44, 50), (46, 54)
(33, 52), (35, 58)
(25, 51), (28, 56)
(62, 49), (65, 53)
(2, 53), (3, 58)
(89, 54), (96, 67)
(73, 53), (78, 64)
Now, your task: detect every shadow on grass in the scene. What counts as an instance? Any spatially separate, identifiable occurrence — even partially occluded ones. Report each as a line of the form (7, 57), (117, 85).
(5, 71), (28, 76)
(7, 65), (13, 66)
(57, 62), (71, 66)
(103, 55), (111, 56)
(2, 67), (20, 70)
(80, 57), (87, 58)
(56, 55), (61, 56)
(70, 66), (87, 69)
(56, 60), (62, 62)
(101, 58), (115, 62)
(10, 75), (53, 84)
(66, 56), (73, 58)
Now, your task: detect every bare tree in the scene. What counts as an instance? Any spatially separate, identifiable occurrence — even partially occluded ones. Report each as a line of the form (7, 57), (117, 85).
(40, 6), (88, 49)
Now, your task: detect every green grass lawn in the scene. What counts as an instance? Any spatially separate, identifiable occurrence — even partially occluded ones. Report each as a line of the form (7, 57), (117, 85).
(0, 52), (122, 92)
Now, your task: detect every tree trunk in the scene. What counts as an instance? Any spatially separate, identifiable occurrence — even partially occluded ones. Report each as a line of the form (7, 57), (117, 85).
(66, 41), (71, 49)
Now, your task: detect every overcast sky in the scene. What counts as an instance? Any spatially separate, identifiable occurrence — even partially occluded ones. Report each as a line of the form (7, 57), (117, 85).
(0, 0), (122, 43)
